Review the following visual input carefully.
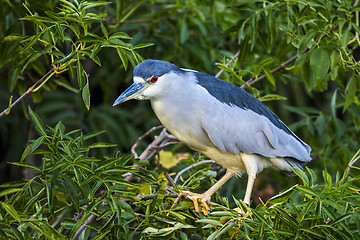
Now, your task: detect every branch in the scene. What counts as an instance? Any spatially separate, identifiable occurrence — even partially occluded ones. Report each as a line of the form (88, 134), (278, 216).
(138, 193), (179, 201)
(139, 128), (177, 160)
(124, 128), (178, 181)
(215, 51), (240, 78)
(174, 160), (216, 184)
(0, 66), (56, 118)
(346, 152), (360, 176)
(164, 172), (177, 189)
(131, 125), (164, 158)
(72, 214), (97, 240)
(243, 24), (339, 89)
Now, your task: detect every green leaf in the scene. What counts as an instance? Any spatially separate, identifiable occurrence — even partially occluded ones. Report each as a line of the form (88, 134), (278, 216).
(323, 169), (332, 189)
(87, 142), (116, 149)
(23, 188), (45, 213)
(52, 51), (76, 65)
(0, 202), (21, 222)
(263, 68), (276, 86)
(341, 23), (351, 49)
(331, 213), (353, 225)
(196, 219), (223, 227)
(100, 22), (108, 39)
(83, 130), (106, 140)
(343, 76), (357, 112)
(291, 167), (309, 186)
(310, 47), (330, 87)
(330, 89), (338, 119)
(90, 43), (102, 59)
(55, 23), (64, 41)
(330, 50), (340, 80)
(294, 185), (317, 197)
(69, 23), (80, 38)
(80, 1), (109, 11)
(28, 107), (46, 136)
(238, 35), (249, 65)
(77, 58), (85, 89)
(180, 20), (189, 44)
(77, 35), (104, 43)
(133, 43), (154, 50)
(0, 188), (22, 197)
(110, 32), (132, 39)
(10, 162), (41, 172)
(92, 231), (111, 240)
(268, 185), (296, 204)
(31, 136), (45, 153)
(45, 180), (53, 214)
(8, 67), (20, 92)
(82, 82), (90, 110)
(116, 47), (128, 70)
(258, 94), (286, 102)
(21, 144), (32, 162)
(300, 228), (325, 238)
(20, 30), (44, 54)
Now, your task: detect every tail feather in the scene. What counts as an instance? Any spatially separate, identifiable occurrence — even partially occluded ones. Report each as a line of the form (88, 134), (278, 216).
(283, 157), (307, 176)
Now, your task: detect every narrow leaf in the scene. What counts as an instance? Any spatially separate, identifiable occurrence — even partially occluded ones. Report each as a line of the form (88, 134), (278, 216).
(0, 188), (22, 197)
(110, 32), (132, 39)
(116, 47), (128, 70)
(82, 82), (90, 110)
(343, 76), (357, 112)
(100, 22), (108, 39)
(77, 58), (85, 89)
(0, 202), (21, 222)
(263, 68), (276, 86)
(28, 107), (46, 136)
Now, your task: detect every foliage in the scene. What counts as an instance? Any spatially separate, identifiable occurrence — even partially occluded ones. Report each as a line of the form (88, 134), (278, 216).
(0, 114), (359, 239)
(0, 0), (360, 239)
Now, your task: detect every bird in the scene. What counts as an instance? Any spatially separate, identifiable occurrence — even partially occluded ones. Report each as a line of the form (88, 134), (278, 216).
(113, 59), (312, 213)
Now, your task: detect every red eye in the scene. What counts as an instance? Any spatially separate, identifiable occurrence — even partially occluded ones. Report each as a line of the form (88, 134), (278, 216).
(151, 75), (158, 83)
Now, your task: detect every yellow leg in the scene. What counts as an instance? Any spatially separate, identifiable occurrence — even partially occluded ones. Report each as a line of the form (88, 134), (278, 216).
(202, 170), (234, 201)
(182, 171), (234, 214)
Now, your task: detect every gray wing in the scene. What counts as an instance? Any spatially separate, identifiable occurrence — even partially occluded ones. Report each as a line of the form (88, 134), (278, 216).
(200, 100), (312, 162)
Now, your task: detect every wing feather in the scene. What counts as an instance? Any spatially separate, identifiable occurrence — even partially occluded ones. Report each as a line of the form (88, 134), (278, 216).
(194, 72), (312, 162)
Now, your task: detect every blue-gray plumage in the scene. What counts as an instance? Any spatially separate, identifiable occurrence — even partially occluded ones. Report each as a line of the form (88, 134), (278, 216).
(113, 59), (312, 213)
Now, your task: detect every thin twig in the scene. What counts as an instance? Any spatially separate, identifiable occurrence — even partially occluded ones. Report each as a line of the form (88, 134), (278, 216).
(124, 128), (175, 181)
(131, 125), (164, 158)
(139, 128), (170, 160)
(355, 0), (360, 7)
(138, 193), (179, 201)
(72, 214), (96, 240)
(0, 67), (55, 118)
(164, 172), (177, 189)
(346, 154), (360, 175)
(243, 55), (299, 88)
(215, 51), (240, 78)
(243, 24), (339, 89)
(174, 160), (216, 184)
(51, 210), (66, 228)
(150, 141), (180, 150)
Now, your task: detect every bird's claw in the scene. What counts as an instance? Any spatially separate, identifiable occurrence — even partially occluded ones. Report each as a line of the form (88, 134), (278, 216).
(168, 191), (214, 215)
(181, 191), (211, 214)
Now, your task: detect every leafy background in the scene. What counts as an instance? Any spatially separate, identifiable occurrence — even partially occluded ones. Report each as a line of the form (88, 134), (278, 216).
(0, 0), (359, 239)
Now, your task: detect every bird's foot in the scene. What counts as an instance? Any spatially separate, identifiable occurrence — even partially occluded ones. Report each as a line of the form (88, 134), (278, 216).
(172, 191), (212, 214)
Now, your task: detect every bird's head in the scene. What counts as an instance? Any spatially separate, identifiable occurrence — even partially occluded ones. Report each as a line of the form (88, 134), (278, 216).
(113, 59), (183, 106)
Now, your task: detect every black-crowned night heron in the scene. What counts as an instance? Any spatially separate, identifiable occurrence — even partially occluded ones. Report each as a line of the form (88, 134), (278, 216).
(113, 59), (312, 212)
